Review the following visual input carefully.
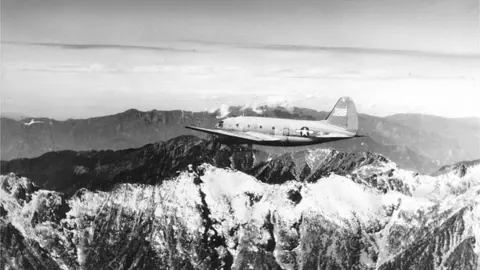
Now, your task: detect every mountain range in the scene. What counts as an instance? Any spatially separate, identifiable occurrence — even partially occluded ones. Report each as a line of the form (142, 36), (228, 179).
(0, 135), (418, 196)
(2, 106), (479, 174)
(1, 135), (479, 269)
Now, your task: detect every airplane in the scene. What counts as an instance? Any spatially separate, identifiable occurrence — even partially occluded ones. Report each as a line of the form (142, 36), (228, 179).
(186, 96), (362, 147)
(23, 119), (44, 126)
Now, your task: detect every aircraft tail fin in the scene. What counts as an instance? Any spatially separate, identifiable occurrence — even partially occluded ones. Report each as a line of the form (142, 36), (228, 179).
(325, 97), (358, 133)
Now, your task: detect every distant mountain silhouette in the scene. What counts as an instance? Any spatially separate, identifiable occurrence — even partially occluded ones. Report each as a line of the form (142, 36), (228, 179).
(1, 109), (216, 160)
(385, 113), (480, 164)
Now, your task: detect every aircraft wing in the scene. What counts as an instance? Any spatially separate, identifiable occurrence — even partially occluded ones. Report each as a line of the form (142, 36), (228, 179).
(185, 126), (281, 142)
(312, 131), (353, 138)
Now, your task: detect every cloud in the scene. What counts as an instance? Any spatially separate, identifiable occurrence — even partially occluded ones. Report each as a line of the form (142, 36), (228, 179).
(3, 62), (119, 73)
(216, 104), (231, 118)
(240, 103), (264, 114)
(179, 40), (480, 59)
(3, 62), (235, 76)
(239, 95), (295, 114)
(264, 95), (295, 112)
(3, 39), (479, 119)
(3, 41), (197, 53)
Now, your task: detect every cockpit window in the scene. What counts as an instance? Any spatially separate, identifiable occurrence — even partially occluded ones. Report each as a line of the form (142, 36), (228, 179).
(217, 121), (223, 128)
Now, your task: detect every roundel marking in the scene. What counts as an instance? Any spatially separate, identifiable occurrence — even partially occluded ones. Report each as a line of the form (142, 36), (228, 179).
(299, 126), (310, 137)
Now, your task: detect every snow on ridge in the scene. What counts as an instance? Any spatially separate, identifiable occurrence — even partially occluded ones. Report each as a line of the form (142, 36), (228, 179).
(409, 163), (480, 200)
(298, 174), (385, 227)
(2, 161), (479, 268)
(194, 163), (480, 256)
(305, 148), (333, 168)
(196, 164), (388, 229)
(6, 162), (477, 240)
(353, 160), (480, 201)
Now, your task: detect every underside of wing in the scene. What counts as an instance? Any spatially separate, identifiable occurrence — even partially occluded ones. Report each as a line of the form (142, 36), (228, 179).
(312, 131), (353, 138)
(185, 126), (280, 142)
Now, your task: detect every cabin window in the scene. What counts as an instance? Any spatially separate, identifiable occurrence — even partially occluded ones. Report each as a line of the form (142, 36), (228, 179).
(272, 127), (275, 129)
(236, 123), (239, 127)
(259, 125), (263, 129)
(248, 125), (250, 128)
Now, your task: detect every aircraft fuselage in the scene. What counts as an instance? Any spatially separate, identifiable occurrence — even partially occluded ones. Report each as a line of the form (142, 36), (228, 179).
(214, 116), (355, 146)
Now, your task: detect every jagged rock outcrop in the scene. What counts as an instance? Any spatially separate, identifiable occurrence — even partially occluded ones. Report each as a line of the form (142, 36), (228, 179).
(250, 148), (413, 195)
(1, 153), (479, 269)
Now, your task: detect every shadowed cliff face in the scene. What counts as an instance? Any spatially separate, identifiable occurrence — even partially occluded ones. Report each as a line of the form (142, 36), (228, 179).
(1, 155), (479, 270)
(0, 136), (273, 196)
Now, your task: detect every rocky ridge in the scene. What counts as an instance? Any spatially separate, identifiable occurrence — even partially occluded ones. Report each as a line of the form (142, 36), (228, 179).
(1, 136), (424, 196)
(1, 137), (479, 269)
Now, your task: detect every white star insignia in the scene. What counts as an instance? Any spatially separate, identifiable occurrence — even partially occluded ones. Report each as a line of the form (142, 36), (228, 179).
(296, 126), (311, 137)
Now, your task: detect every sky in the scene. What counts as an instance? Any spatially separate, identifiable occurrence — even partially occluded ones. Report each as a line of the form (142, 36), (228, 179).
(1, 0), (480, 119)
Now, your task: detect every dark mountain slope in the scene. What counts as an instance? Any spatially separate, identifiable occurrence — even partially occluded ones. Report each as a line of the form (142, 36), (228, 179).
(1, 136), (273, 196)
(1, 135), (427, 197)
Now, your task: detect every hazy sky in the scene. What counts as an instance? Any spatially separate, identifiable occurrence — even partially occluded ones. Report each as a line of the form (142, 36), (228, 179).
(1, 0), (480, 119)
